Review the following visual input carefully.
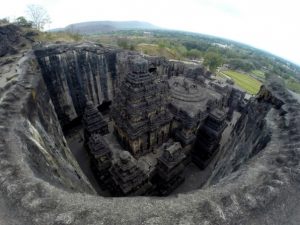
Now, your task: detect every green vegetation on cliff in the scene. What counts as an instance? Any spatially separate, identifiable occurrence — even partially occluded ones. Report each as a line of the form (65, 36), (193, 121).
(219, 70), (262, 95)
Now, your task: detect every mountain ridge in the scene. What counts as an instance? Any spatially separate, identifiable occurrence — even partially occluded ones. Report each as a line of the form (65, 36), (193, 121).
(49, 20), (161, 34)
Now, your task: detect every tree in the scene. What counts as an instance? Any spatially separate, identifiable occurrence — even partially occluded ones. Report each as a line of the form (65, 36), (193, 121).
(203, 52), (223, 73)
(186, 49), (202, 59)
(117, 38), (129, 49)
(176, 44), (187, 58)
(26, 4), (51, 30)
(228, 59), (255, 72)
(15, 16), (32, 28)
(0, 17), (10, 25)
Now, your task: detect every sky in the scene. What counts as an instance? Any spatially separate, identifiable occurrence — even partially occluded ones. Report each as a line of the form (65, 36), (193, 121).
(1, 0), (299, 65)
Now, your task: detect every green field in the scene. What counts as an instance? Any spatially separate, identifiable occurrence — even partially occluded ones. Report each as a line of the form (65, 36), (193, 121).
(251, 70), (265, 80)
(286, 79), (300, 93)
(219, 70), (262, 95)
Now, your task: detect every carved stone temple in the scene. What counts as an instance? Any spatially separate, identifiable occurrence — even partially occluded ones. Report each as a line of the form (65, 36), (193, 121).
(79, 55), (247, 197)
(88, 133), (112, 190)
(167, 76), (227, 162)
(155, 141), (186, 195)
(111, 57), (173, 158)
(110, 151), (152, 196)
(82, 100), (109, 141)
(192, 107), (228, 168)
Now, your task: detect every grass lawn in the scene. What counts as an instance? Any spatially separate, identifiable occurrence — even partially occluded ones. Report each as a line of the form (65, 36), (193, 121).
(220, 70), (262, 95)
(251, 70), (265, 80)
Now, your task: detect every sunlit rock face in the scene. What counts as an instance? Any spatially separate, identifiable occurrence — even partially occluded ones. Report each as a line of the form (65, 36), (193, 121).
(1, 25), (300, 225)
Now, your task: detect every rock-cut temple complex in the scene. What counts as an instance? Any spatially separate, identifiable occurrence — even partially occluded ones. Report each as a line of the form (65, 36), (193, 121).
(82, 56), (246, 196)
(2, 24), (300, 224)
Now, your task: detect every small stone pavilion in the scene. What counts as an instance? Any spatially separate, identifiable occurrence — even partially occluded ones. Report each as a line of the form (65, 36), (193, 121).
(155, 141), (186, 195)
(82, 100), (109, 141)
(110, 151), (152, 196)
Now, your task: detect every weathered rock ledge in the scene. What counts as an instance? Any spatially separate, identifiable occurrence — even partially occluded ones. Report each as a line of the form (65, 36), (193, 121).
(0, 41), (300, 224)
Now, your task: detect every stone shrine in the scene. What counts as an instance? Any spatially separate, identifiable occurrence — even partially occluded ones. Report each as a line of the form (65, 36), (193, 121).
(155, 141), (186, 195)
(109, 151), (152, 196)
(192, 107), (228, 168)
(168, 76), (226, 156)
(111, 57), (173, 158)
(82, 100), (109, 141)
(88, 133), (112, 189)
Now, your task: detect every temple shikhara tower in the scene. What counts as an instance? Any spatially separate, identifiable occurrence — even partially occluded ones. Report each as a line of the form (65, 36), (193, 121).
(82, 100), (109, 141)
(111, 57), (173, 158)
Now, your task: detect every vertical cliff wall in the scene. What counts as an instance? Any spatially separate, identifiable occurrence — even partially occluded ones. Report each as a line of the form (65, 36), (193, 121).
(34, 43), (120, 125)
(206, 98), (272, 185)
(0, 50), (95, 197)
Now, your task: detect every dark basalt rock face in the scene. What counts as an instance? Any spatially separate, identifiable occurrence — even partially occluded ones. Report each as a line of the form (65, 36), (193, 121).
(1, 26), (300, 225)
(0, 51), (95, 194)
(34, 43), (120, 126)
(0, 24), (36, 57)
(206, 98), (272, 184)
(0, 24), (22, 56)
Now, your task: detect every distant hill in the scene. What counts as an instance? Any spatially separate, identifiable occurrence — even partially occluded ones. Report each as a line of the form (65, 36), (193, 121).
(50, 21), (161, 34)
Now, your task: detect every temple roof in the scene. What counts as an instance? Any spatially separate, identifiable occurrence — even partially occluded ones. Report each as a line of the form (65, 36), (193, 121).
(88, 133), (111, 157)
(83, 101), (107, 127)
(158, 141), (185, 168)
(168, 76), (222, 118)
(209, 108), (228, 121)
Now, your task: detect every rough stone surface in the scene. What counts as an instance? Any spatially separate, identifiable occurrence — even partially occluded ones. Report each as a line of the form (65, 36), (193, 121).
(1, 27), (300, 224)
(0, 24), (22, 57)
(0, 24), (35, 57)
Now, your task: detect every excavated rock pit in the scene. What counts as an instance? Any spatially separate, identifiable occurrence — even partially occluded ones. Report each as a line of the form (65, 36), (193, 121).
(1, 25), (300, 225)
